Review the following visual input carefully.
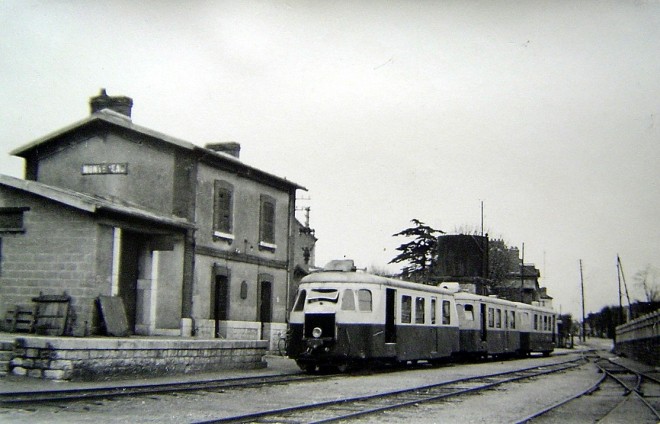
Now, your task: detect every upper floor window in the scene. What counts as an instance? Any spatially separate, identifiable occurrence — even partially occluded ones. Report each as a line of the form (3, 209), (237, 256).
(0, 207), (29, 233)
(213, 181), (233, 240)
(259, 195), (276, 249)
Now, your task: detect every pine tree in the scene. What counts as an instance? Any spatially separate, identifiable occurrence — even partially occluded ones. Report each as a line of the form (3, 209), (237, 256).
(389, 219), (445, 283)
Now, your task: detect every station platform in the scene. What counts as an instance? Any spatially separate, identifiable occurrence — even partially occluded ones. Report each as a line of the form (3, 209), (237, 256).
(0, 354), (298, 394)
(0, 332), (270, 382)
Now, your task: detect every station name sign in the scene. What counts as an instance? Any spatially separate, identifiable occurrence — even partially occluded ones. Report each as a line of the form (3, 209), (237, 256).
(81, 163), (128, 175)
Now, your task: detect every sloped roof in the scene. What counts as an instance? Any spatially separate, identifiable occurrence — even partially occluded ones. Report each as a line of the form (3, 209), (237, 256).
(0, 174), (195, 230)
(10, 109), (305, 191)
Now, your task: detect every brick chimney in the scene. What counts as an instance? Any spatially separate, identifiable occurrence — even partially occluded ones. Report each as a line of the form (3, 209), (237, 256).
(90, 88), (133, 118)
(205, 142), (241, 159)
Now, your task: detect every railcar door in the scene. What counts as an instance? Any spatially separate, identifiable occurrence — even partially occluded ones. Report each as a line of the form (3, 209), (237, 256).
(480, 303), (487, 342)
(385, 288), (396, 343)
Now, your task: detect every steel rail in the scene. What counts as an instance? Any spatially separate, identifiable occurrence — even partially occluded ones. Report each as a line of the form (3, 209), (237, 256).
(514, 372), (606, 424)
(516, 355), (660, 423)
(196, 357), (584, 424)
(0, 372), (317, 405)
(595, 361), (660, 420)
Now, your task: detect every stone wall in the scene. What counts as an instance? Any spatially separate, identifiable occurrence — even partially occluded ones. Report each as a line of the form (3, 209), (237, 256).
(9, 336), (267, 381)
(614, 310), (660, 366)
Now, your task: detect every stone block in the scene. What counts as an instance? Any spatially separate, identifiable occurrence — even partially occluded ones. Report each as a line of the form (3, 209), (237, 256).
(12, 366), (27, 376)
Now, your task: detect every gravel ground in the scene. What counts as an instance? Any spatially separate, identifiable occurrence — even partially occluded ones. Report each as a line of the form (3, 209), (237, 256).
(3, 338), (654, 424)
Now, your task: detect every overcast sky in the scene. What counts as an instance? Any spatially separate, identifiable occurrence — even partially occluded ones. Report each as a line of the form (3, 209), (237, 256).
(1, 1), (658, 318)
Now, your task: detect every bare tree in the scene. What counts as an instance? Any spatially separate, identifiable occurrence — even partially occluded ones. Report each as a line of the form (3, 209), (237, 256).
(634, 264), (660, 302)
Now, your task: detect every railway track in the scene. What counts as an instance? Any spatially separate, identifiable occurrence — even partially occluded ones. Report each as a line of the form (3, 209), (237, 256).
(515, 353), (660, 423)
(195, 357), (584, 424)
(0, 371), (319, 405)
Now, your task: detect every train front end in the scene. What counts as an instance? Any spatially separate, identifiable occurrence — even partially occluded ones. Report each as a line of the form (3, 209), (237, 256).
(286, 260), (380, 372)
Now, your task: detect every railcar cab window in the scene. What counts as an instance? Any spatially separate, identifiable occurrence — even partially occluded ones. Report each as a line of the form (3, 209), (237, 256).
(357, 289), (372, 311)
(415, 297), (425, 324)
(496, 309), (502, 328)
(341, 289), (356, 310)
(442, 300), (451, 325)
(401, 295), (412, 324)
(431, 298), (437, 324)
(461, 304), (475, 321)
(293, 290), (306, 311)
(510, 311), (516, 329)
(307, 288), (339, 304)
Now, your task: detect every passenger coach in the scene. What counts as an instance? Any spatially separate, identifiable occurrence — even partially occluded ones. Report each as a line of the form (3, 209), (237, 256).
(454, 292), (521, 358)
(454, 292), (556, 358)
(286, 260), (459, 372)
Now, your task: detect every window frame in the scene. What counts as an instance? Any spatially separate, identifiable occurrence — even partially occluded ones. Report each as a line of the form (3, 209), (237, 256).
(212, 181), (234, 241)
(0, 207), (29, 233)
(415, 296), (425, 324)
(259, 194), (277, 249)
(401, 295), (412, 324)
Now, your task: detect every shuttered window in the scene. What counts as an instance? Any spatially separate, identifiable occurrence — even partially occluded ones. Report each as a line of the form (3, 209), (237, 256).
(260, 195), (276, 245)
(213, 181), (233, 236)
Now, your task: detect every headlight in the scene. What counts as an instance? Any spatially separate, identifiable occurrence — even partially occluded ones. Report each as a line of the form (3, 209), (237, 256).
(312, 327), (323, 338)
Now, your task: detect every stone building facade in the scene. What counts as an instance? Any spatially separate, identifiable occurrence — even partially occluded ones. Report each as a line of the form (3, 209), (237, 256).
(0, 90), (312, 347)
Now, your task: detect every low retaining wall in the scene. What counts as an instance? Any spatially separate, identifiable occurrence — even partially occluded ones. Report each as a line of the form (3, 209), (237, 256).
(614, 310), (659, 366)
(9, 336), (268, 381)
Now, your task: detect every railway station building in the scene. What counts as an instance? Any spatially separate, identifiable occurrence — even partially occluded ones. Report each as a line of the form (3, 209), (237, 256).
(0, 90), (313, 349)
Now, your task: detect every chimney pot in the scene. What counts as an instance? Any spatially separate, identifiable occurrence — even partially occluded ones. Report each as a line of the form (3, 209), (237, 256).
(90, 88), (133, 118)
(205, 142), (241, 159)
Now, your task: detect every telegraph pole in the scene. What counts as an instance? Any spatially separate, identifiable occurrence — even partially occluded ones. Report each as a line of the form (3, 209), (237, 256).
(580, 259), (586, 342)
(520, 243), (525, 303)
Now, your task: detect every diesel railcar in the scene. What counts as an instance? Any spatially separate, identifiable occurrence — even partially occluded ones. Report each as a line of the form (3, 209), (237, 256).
(286, 260), (557, 372)
(286, 260), (459, 372)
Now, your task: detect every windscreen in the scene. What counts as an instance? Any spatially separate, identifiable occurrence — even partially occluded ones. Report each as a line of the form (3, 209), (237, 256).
(306, 288), (340, 303)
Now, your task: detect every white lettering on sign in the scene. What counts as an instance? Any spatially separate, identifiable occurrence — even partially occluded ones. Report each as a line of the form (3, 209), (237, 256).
(81, 163), (128, 175)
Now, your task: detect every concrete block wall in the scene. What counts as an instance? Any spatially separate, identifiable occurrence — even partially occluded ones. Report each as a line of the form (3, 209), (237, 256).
(0, 192), (105, 336)
(9, 336), (268, 381)
(217, 320), (261, 340)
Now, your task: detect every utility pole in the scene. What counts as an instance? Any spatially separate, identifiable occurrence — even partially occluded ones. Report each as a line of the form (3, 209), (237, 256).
(580, 259), (586, 342)
(617, 254), (623, 325)
(520, 243), (525, 303)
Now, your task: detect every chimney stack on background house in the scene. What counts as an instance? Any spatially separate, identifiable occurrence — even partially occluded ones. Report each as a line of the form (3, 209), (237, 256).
(90, 88), (133, 118)
(205, 142), (241, 159)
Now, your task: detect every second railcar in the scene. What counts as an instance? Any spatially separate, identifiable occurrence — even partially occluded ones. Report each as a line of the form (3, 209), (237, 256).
(454, 292), (521, 358)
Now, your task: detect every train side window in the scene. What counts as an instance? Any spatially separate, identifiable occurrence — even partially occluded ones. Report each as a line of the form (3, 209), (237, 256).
(488, 307), (495, 328)
(401, 295), (412, 323)
(415, 297), (425, 324)
(341, 289), (355, 311)
(544, 315), (548, 331)
(463, 304), (474, 321)
(495, 309), (502, 328)
(293, 290), (306, 311)
(510, 311), (516, 329)
(431, 298), (437, 324)
(442, 300), (451, 325)
(534, 314), (538, 330)
(358, 289), (372, 311)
